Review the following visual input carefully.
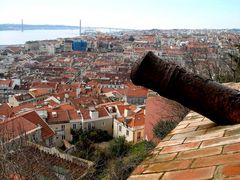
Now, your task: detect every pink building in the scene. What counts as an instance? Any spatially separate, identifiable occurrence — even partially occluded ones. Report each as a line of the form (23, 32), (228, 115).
(145, 92), (187, 142)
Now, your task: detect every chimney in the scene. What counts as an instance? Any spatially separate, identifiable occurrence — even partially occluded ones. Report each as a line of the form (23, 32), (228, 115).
(64, 93), (69, 102)
(52, 112), (57, 118)
(76, 87), (81, 97)
(124, 108), (132, 117)
(89, 109), (99, 119)
(108, 107), (113, 113)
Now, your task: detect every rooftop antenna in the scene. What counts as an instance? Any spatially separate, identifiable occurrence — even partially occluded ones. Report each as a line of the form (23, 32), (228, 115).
(79, 19), (81, 36)
(21, 19), (24, 32)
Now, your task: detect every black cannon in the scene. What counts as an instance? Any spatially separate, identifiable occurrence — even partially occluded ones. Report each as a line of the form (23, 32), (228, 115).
(131, 51), (240, 125)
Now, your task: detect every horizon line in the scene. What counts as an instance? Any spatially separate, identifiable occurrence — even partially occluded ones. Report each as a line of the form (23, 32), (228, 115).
(0, 23), (240, 31)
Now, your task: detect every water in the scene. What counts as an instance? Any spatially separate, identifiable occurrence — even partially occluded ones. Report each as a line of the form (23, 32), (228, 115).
(0, 29), (80, 45)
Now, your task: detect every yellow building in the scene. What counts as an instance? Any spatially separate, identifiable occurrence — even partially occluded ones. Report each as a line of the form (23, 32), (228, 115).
(46, 104), (113, 147)
(104, 102), (145, 143)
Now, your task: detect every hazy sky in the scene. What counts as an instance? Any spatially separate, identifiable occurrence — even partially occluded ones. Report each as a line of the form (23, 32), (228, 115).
(1, 0), (239, 29)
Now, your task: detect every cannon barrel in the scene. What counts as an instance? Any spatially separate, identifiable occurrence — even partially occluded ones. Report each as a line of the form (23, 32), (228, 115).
(131, 51), (240, 125)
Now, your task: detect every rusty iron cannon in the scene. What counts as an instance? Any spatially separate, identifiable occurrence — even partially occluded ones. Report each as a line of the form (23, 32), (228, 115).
(131, 51), (240, 125)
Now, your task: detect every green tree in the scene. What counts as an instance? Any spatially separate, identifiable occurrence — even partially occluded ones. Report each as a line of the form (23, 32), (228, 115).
(87, 129), (112, 143)
(107, 141), (154, 180)
(153, 120), (178, 139)
(109, 136), (130, 157)
(71, 128), (83, 144)
(71, 128), (112, 144)
(75, 134), (95, 159)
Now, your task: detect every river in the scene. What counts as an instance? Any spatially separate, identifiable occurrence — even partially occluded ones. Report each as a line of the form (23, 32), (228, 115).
(0, 29), (80, 45)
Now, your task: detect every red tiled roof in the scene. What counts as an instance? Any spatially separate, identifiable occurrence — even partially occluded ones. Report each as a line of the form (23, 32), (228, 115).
(47, 110), (70, 124)
(126, 87), (148, 97)
(31, 81), (58, 90)
(47, 103), (75, 112)
(14, 93), (34, 102)
(21, 111), (55, 140)
(80, 108), (91, 120)
(116, 108), (145, 128)
(96, 107), (109, 117)
(12, 103), (35, 113)
(0, 79), (12, 86)
(57, 82), (81, 92)
(29, 89), (49, 97)
(0, 103), (14, 118)
(52, 91), (77, 100)
(70, 95), (107, 109)
(131, 110), (145, 127)
(80, 107), (110, 121)
(6, 47), (22, 53)
(101, 88), (126, 95)
(96, 101), (125, 108)
(68, 109), (80, 120)
(45, 99), (59, 107)
(87, 80), (99, 87)
(117, 105), (129, 115)
(0, 116), (37, 142)
(71, 96), (94, 108)
(46, 104), (80, 124)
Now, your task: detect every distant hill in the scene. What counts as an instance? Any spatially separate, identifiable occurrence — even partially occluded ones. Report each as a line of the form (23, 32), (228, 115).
(0, 24), (79, 31)
(229, 28), (240, 33)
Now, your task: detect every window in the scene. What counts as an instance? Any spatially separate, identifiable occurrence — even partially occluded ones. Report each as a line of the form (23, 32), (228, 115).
(137, 132), (141, 141)
(73, 123), (76, 129)
(91, 122), (95, 128)
(126, 130), (129, 136)
(49, 137), (53, 146)
(62, 135), (65, 140)
(61, 125), (65, 130)
(88, 123), (91, 130)
(119, 125), (122, 132)
(32, 133), (37, 141)
(102, 122), (105, 126)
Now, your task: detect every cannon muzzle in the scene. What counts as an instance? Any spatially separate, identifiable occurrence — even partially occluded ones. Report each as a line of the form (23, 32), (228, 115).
(131, 51), (240, 125)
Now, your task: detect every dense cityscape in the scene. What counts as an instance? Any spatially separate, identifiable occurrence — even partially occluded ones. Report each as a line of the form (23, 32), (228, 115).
(0, 28), (240, 178)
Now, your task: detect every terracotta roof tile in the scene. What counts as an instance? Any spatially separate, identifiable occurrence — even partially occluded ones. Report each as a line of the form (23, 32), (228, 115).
(116, 105), (145, 128)
(0, 79), (12, 86)
(29, 89), (49, 97)
(31, 81), (58, 90)
(46, 104), (81, 124)
(47, 103), (75, 112)
(47, 110), (70, 124)
(0, 103), (14, 118)
(52, 91), (77, 100)
(80, 108), (91, 120)
(96, 101), (125, 108)
(126, 89), (148, 97)
(14, 93), (34, 102)
(96, 107), (109, 117)
(68, 109), (80, 120)
(0, 116), (37, 141)
(12, 103), (35, 113)
(21, 111), (55, 140)
(57, 82), (81, 92)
